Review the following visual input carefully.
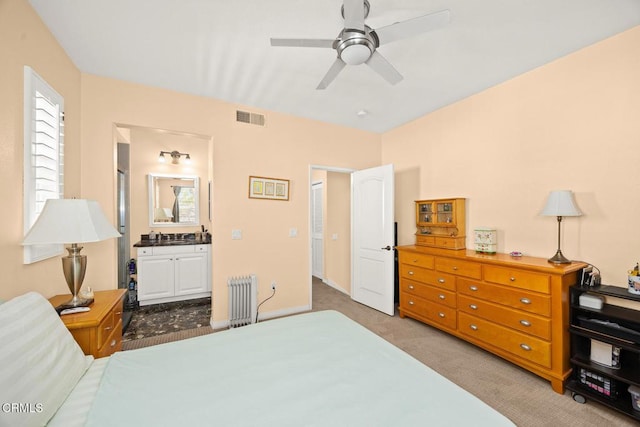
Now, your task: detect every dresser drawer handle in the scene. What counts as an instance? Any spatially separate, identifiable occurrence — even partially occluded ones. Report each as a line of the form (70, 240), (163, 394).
(469, 285), (478, 291)
(409, 301), (415, 305)
(520, 320), (531, 327)
(510, 277), (516, 282)
(469, 304), (478, 310)
(104, 326), (112, 331)
(438, 312), (445, 318)
(115, 311), (122, 316)
(110, 339), (117, 348)
(520, 343), (532, 351)
(470, 324), (478, 331)
(452, 266), (458, 271)
(413, 259), (418, 263)
(438, 294), (446, 300)
(408, 284), (415, 290)
(408, 271), (414, 275)
(520, 298), (531, 305)
(438, 278), (445, 283)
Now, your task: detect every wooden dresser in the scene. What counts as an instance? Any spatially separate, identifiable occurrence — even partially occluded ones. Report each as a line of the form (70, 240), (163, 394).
(397, 245), (586, 393)
(49, 289), (126, 358)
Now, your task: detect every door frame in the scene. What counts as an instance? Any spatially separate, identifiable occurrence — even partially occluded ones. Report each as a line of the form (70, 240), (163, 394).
(308, 165), (356, 309)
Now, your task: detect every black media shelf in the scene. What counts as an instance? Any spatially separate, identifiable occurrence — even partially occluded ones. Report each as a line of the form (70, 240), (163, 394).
(567, 284), (640, 421)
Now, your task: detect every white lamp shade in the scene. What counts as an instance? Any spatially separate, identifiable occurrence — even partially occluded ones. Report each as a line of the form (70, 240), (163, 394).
(23, 199), (121, 245)
(540, 190), (582, 217)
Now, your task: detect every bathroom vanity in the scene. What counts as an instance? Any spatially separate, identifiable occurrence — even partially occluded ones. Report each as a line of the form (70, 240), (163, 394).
(134, 236), (211, 306)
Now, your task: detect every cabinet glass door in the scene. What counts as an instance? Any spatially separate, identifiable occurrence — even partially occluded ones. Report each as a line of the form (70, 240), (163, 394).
(418, 202), (433, 224)
(436, 202), (454, 224)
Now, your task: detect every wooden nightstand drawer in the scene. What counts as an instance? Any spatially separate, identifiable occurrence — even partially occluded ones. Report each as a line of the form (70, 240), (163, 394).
(49, 289), (126, 359)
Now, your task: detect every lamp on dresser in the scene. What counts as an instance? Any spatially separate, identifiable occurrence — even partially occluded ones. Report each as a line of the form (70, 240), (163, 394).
(540, 190), (582, 264)
(23, 199), (121, 309)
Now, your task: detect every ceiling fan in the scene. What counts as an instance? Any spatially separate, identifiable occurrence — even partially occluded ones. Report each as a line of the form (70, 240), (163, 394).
(270, 0), (450, 89)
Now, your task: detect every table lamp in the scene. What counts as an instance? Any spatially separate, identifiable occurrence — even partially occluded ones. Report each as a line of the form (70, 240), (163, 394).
(540, 190), (582, 264)
(23, 199), (121, 309)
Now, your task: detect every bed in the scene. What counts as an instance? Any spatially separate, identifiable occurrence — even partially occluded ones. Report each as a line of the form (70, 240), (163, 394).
(0, 292), (515, 426)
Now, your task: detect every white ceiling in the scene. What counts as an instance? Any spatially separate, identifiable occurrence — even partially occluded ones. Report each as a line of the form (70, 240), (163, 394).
(29, 0), (640, 133)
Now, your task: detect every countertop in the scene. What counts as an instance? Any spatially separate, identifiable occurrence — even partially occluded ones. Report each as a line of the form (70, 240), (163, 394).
(133, 238), (211, 247)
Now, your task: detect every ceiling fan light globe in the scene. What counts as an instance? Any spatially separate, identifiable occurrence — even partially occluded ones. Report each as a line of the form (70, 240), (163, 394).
(340, 43), (372, 65)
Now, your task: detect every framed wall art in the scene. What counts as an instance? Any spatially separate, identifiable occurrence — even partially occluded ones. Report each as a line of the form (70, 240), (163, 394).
(249, 176), (289, 201)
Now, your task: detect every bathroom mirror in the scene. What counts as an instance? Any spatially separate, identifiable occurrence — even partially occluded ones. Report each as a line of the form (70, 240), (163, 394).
(148, 173), (200, 227)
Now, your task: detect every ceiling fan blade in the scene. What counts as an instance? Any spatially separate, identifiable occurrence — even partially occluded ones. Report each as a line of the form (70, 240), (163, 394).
(373, 9), (450, 46)
(270, 38), (334, 48)
(316, 58), (346, 90)
(365, 51), (403, 85)
(342, 0), (365, 31)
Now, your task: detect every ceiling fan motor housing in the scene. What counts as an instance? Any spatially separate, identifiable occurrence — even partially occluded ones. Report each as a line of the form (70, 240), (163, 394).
(335, 27), (379, 65)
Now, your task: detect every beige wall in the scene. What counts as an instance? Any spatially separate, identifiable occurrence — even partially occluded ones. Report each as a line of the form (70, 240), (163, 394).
(325, 172), (351, 294)
(383, 26), (640, 287)
(0, 0), (82, 299)
(79, 74), (381, 323)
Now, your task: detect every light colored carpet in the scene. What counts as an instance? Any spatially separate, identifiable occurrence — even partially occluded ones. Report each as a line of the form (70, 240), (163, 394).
(123, 278), (636, 426)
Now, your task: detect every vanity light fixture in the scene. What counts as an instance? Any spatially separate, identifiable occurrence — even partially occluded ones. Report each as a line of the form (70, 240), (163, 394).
(159, 150), (191, 165)
(540, 190), (582, 264)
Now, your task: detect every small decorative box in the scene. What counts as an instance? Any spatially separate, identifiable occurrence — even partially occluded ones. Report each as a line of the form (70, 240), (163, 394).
(474, 228), (497, 254)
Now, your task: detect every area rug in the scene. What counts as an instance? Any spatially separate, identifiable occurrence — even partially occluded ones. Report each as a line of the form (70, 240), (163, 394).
(122, 297), (212, 342)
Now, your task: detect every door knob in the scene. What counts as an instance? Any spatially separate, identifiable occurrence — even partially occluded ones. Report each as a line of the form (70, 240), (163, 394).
(381, 245), (392, 251)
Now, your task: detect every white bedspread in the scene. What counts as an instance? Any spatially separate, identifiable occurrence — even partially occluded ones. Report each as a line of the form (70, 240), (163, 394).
(85, 310), (514, 426)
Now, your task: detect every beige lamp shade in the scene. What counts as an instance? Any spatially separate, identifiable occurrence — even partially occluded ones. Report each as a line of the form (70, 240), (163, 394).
(540, 190), (582, 217)
(23, 199), (120, 245)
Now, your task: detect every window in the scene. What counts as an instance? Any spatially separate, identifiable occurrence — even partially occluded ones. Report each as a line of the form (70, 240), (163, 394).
(23, 66), (64, 264)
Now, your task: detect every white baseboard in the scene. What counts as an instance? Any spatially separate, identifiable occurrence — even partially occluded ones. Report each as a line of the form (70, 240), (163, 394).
(322, 278), (350, 295)
(210, 304), (310, 330)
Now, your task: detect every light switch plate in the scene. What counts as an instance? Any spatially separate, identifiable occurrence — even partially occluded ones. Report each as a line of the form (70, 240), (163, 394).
(231, 229), (242, 240)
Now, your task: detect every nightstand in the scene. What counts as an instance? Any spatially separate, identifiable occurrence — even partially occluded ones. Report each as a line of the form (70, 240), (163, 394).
(49, 289), (126, 358)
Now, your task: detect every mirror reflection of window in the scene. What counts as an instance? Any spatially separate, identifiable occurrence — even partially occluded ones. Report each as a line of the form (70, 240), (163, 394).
(149, 174), (199, 226)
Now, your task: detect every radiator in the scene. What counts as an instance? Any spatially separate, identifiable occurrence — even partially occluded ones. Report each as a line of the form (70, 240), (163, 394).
(227, 274), (257, 328)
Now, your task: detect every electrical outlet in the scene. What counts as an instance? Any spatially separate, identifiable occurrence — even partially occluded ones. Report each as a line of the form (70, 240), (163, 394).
(271, 281), (276, 290)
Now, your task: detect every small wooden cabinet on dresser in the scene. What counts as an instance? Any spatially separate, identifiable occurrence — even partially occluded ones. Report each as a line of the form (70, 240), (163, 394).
(415, 198), (466, 250)
(49, 289), (126, 358)
(397, 245), (586, 393)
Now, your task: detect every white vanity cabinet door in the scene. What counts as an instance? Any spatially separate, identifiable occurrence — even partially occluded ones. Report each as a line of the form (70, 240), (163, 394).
(137, 255), (175, 301)
(174, 253), (208, 296)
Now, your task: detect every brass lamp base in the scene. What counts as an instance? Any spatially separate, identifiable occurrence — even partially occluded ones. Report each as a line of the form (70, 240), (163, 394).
(59, 243), (92, 308)
(548, 249), (571, 264)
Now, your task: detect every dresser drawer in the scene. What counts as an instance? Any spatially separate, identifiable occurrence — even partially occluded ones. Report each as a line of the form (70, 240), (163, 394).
(399, 251), (435, 269)
(458, 278), (550, 316)
(400, 294), (456, 330)
(458, 294), (551, 340)
(435, 257), (482, 279)
(483, 265), (550, 294)
(401, 280), (456, 308)
(415, 234), (435, 247)
(459, 312), (551, 368)
(400, 264), (456, 291)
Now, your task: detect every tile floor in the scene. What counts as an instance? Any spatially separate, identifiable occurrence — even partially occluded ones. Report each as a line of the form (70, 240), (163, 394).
(122, 297), (211, 341)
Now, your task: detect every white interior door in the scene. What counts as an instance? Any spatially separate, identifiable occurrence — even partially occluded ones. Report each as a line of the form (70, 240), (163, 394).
(351, 164), (394, 316)
(311, 182), (324, 278)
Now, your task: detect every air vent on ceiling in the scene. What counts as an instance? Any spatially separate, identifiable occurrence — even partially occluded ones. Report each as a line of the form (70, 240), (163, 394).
(236, 110), (265, 127)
